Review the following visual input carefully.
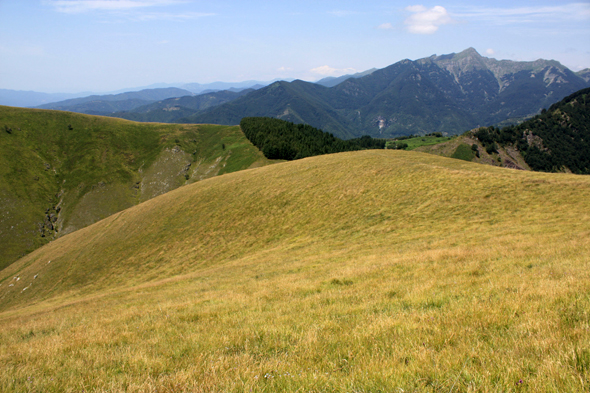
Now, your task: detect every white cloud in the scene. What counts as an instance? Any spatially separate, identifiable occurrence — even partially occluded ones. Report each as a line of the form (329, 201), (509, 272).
(377, 23), (394, 30)
(455, 3), (590, 24)
(310, 65), (357, 77)
(46, 0), (186, 14)
(406, 5), (427, 13)
(404, 5), (454, 34)
(278, 66), (292, 72)
(486, 48), (495, 56)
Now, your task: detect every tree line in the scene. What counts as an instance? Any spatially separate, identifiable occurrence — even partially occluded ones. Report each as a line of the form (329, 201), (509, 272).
(240, 117), (386, 160)
(473, 88), (590, 174)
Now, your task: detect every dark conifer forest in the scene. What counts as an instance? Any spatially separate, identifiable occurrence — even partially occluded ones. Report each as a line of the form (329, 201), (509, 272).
(240, 117), (385, 160)
(473, 87), (590, 173)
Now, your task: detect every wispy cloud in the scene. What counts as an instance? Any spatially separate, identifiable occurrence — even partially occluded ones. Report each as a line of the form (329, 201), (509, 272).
(328, 10), (357, 17)
(310, 65), (357, 77)
(454, 3), (590, 24)
(46, 0), (186, 14)
(45, 0), (214, 21)
(377, 23), (394, 30)
(132, 11), (214, 21)
(404, 5), (454, 34)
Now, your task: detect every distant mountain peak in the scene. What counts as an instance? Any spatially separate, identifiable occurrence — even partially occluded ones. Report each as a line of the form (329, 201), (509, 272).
(575, 68), (590, 83)
(464, 47), (478, 53)
(421, 47), (488, 82)
(109, 47), (590, 140)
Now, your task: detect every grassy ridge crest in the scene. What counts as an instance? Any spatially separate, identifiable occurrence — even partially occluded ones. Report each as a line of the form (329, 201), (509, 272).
(0, 106), (272, 270)
(0, 150), (589, 391)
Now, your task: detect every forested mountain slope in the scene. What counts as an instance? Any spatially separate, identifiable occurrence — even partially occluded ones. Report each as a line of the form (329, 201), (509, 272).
(111, 89), (254, 123)
(188, 48), (590, 139)
(417, 87), (590, 173)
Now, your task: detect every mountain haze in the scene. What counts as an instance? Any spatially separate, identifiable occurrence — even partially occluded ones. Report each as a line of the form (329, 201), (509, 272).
(111, 89), (255, 123)
(179, 80), (284, 94)
(187, 48), (590, 138)
(0, 89), (92, 108)
(184, 80), (358, 139)
(36, 87), (193, 115)
(315, 68), (378, 88)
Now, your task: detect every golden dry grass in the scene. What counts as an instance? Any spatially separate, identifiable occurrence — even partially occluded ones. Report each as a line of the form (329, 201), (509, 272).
(0, 150), (589, 392)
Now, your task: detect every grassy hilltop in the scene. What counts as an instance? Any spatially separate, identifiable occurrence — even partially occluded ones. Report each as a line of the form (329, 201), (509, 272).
(0, 150), (589, 391)
(0, 106), (272, 270)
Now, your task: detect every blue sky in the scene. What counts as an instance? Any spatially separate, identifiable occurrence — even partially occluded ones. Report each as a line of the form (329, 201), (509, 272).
(1, 0), (589, 93)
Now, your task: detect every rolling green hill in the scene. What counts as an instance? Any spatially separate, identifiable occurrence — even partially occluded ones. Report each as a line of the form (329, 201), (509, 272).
(0, 150), (588, 391)
(0, 106), (273, 270)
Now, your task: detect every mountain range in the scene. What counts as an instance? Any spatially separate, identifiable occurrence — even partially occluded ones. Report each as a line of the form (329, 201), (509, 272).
(0, 89), (94, 108)
(184, 48), (590, 138)
(0, 80), (277, 108)
(314, 68), (378, 88)
(10, 48), (588, 139)
(111, 89), (255, 123)
(35, 87), (194, 114)
(2, 49), (590, 391)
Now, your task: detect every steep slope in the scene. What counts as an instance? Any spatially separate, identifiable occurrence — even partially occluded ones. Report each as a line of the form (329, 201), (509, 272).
(0, 106), (273, 270)
(315, 68), (378, 88)
(187, 80), (357, 139)
(0, 150), (588, 391)
(184, 48), (589, 139)
(36, 87), (193, 114)
(577, 68), (590, 83)
(337, 61), (477, 135)
(416, 87), (590, 173)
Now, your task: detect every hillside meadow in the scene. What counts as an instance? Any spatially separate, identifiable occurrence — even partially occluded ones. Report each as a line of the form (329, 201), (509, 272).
(0, 150), (589, 392)
(0, 106), (272, 270)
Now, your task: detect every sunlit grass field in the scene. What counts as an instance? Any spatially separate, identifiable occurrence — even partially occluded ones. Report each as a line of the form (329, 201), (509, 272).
(1, 150), (589, 392)
(387, 135), (456, 150)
